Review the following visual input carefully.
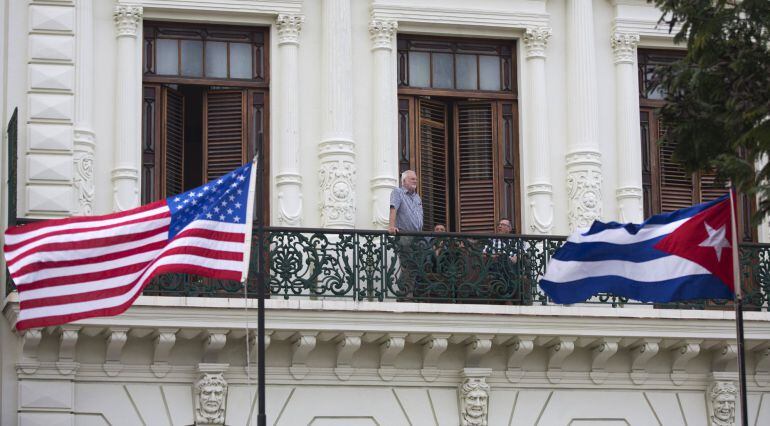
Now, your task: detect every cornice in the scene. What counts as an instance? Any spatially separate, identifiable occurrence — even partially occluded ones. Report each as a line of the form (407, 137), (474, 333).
(122, 0), (302, 15)
(371, 3), (549, 30)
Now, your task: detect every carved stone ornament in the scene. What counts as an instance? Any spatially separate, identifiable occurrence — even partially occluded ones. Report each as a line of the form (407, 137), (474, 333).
(707, 381), (737, 426)
(113, 5), (143, 38)
(276, 14), (304, 45)
(459, 376), (490, 426)
(566, 151), (603, 230)
(73, 139), (95, 215)
(319, 157), (356, 227)
(194, 373), (228, 425)
(369, 18), (398, 50)
(523, 26), (552, 59)
(611, 32), (640, 65)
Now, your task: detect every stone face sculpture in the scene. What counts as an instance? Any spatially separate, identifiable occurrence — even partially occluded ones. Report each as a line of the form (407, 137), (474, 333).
(708, 381), (737, 426)
(459, 377), (490, 426)
(194, 372), (228, 425)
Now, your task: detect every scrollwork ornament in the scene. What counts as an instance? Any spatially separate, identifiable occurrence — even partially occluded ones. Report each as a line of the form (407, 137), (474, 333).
(74, 149), (94, 215)
(319, 159), (356, 227)
(567, 169), (603, 230)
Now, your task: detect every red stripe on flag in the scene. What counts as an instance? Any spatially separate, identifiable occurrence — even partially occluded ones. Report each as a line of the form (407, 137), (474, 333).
(175, 227), (246, 243)
(17, 262), (152, 292)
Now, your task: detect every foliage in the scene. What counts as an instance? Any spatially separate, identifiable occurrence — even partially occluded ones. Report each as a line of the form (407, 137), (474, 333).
(650, 0), (770, 220)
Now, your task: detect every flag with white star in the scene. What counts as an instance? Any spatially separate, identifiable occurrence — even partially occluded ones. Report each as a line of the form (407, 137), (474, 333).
(4, 159), (257, 331)
(539, 193), (736, 304)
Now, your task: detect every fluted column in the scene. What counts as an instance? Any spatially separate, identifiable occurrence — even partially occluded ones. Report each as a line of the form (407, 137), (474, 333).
(112, 5), (142, 212)
(523, 27), (554, 234)
(369, 18), (398, 229)
(612, 31), (643, 223)
(319, 0), (356, 228)
(565, 0), (602, 230)
(276, 14), (304, 226)
(74, 0), (95, 215)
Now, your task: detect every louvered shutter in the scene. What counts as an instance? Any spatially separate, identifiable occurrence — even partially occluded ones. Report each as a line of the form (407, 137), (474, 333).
(162, 86), (185, 198)
(656, 117), (696, 212)
(417, 98), (449, 231)
(204, 90), (247, 181)
(456, 102), (497, 233)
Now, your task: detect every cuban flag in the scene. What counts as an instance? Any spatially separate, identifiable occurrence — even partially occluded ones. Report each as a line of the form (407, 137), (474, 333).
(540, 194), (737, 304)
(4, 160), (257, 330)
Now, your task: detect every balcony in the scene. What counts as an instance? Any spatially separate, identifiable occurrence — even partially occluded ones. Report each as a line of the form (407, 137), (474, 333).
(128, 227), (770, 310)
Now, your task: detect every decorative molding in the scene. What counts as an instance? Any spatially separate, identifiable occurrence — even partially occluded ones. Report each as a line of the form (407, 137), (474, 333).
(611, 31), (640, 64)
(506, 336), (535, 383)
(335, 332), (363, 380)
(527, 183), (554, 233)
(465, 336), (493, 368)
(523, 26), (551, 59)
(318, 152), (357, 228)
(671, 340), (702, 385)
(615, 186), (643, 223)
(151, 328), (178, 378)
(711, 343), (737, 371)
(613, 19), (681, 41)
(421, 334), (449, 382)
(566, 150), (603, 230)
(202, 330), (229, 363)
(194, 371), (228, 425)
(57, 326), (80, 375)
(103, 328), (129, 376)
(378, 333), (407, 381)
(369, 18), (397, 51)
(630, 339), (660, 384)
(546, 337), (576, 384)
(290, 332), (318, 380)
(370, 3), (549, 29)
(276, 14), (303, 45)
(459, 370), (491, 426)
(127, 0), (302, 15)
(73, 136), (95, 215)
(20, 329), (43, 375)
(113, 5), (142, 38)
(590, 338), (620, 384)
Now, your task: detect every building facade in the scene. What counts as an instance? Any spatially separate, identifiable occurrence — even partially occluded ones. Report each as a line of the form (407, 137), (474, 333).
(1, 0), (769, 424)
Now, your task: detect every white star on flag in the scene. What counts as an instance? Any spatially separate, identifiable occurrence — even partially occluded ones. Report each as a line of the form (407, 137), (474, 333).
(698, 222), (731, 262)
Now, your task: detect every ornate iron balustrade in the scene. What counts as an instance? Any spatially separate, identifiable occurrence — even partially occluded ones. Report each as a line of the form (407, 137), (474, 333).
(143, 226), (770, 310)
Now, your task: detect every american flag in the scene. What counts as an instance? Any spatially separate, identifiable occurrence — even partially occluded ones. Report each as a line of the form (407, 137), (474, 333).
(4, 161), (256, 331)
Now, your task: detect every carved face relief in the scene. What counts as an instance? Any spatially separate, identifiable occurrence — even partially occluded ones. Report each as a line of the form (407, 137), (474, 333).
(459, 378), (489, 426)
(708, 381), (737, 426)
(194, 373), (227, 424)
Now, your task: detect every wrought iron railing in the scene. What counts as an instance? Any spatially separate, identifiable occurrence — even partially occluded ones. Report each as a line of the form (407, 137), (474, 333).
(143, 227), (770, 310)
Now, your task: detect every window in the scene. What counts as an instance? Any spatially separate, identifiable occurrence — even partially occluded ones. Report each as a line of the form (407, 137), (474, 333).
(638, 50), (755, 241)
(398, 36), (519, 233)
(142, 22), (269, 223)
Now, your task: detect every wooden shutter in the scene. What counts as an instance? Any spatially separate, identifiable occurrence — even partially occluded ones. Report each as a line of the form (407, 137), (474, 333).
(142, 85), (161, 203)
(416, 98), (449, 231)
(655, 116), (696, 212)
(162, 86), (185, 197)
(455, 102), (497, 232)
(204, 90), (247, 181)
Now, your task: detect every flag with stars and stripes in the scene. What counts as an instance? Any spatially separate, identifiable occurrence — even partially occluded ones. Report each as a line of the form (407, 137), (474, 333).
(4, 160), (257, 331)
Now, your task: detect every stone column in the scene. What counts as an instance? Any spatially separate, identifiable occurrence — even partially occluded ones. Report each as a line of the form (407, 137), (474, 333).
(275, 14), (304, 226)
(612, 32), (643, 223)
(74, 0), (95, 215)
(565, 0), (602, 231)
(523, 26), (554, 234)
(369, 18), (398, 229)
(319, 0), (356, 228)
(111, 5), (142, 212)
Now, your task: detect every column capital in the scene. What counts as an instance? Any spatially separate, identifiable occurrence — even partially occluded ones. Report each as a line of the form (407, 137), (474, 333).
(523, 26), (552, 59)
(276, 14), (304, 45)
(369, 19), (398, 51)
(611, 32), (640, 64)
(113, 5), (142, 38)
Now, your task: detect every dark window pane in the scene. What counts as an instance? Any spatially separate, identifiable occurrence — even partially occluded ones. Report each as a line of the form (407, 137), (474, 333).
(409, 51), (430, 88)
(180, 40), (203, 77)
(205, 41), (227, 78)
(456, 54), (477, 90)
(156, 39), (178, 75)
(479, 56), (500, 90)
(229, 43), (252, 79)
(432, 53), (454, 89)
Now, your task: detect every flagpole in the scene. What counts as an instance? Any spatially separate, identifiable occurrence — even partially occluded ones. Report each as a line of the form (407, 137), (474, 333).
(255, 149), (267, 426)
(729, 186), (748, 426)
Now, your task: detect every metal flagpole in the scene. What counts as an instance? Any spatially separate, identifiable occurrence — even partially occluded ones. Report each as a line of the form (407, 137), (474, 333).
(255, 147), (267, 426)
(728, 186), (748, 426)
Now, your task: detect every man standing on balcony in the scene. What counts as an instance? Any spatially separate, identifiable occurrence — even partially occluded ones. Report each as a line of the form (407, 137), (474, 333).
(389, 170), (424, 300)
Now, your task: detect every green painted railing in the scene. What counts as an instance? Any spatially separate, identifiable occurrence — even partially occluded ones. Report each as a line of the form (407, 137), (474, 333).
(143, 227), (770, 310)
